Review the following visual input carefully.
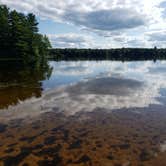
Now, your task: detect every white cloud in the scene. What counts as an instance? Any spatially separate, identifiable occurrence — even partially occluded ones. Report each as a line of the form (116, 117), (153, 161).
(1, 0), (166, 47)
(48, 33), (94, 48)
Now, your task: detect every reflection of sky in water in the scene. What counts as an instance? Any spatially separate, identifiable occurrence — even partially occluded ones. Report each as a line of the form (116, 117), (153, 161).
(43, 61), (166, 94)
(1, 60), (166, 119)
(39, 61), (166, 115)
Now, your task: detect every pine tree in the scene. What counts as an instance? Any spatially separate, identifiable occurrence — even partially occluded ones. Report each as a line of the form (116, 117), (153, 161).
(0, 5), (52, 64)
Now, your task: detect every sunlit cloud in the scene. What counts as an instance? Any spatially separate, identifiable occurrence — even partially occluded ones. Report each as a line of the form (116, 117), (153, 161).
(48, 34), (94, 48)
(1, 0), (166, 47)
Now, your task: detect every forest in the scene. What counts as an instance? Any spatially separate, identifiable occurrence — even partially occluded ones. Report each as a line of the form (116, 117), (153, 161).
(49, 48), (166, 61)
(0, 5), (51, 65)
(1, 5), (166, 63)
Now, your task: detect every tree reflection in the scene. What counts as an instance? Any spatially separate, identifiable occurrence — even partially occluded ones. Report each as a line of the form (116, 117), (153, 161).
(0, 61), (53, 109)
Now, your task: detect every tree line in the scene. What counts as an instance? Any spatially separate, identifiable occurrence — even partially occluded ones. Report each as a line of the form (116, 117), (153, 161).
(0, 5), (51, 65)
(1, 4), (166, 63)
(49, 48), (166, 61)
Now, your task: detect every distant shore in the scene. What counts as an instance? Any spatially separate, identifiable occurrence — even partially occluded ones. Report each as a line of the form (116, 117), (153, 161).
(48, 48), (166, 61)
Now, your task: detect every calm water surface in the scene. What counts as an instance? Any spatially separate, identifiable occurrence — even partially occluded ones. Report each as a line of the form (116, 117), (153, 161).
(0, 60), (166, 166)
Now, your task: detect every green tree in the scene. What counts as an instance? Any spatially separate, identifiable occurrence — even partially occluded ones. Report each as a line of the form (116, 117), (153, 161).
(0, 5), (10, 55)
(0, 5), (51, 65)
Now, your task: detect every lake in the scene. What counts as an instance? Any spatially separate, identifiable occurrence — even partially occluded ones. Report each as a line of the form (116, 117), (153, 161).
(0, 60), (166, 166)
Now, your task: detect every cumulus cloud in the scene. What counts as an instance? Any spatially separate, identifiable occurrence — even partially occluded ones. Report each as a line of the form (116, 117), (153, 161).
(147, 30), (166, 41)
(1, 0), (166, 47)
(145, 30), (166, 47)
(63, 8), (148, 31)
(47, 33), (94, 48)
(0, 0), (161, 30)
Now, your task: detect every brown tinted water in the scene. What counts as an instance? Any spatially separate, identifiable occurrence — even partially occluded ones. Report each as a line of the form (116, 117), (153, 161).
(0, 107), (166, 166)
(0, 61), (166, 166)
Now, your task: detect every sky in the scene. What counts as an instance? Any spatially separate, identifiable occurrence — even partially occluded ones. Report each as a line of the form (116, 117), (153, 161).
(1, 0), (166, 48)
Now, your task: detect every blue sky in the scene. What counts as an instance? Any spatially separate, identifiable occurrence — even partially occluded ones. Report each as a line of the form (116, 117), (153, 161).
(1, 0), (166, 48)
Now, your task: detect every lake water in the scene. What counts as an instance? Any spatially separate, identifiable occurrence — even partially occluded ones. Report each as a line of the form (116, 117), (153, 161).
(0, 60), (166, 166)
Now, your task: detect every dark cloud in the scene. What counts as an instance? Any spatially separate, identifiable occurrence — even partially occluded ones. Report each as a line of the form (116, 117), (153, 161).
(63, 8), (147, 31)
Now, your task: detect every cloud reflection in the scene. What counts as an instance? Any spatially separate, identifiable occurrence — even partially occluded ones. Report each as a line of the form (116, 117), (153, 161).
(1, 61), (166, 120)
(43, 61), (166, 114)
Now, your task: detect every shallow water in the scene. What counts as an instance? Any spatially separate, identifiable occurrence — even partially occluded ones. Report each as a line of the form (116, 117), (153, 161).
(0, 60), (166, 166)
